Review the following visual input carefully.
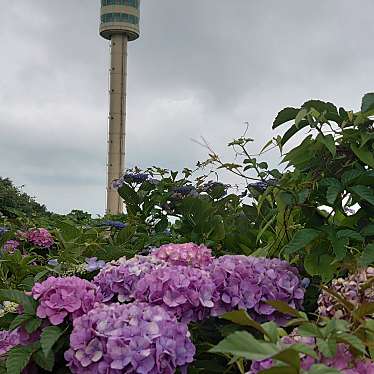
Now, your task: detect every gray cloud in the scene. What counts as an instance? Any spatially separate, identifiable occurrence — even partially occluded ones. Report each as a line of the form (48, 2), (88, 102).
(1, 0), (373, 214)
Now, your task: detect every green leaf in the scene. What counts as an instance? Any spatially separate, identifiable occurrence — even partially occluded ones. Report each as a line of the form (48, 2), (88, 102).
(337, 229), (364, 242)
(317, 338), (336, 358)
(336, 332), (366, 355)
(304, 251), (336, 282)
(297, 323), (323, 338)
(316, 134), (336, 157)
(281, 121), (310, 146)
(295, 108), (308, 127)
(359, 243), (374, 266)
(307, 364), (341, 374)
(209, 331), (278, 361)
(266, 301), (304, 318)
(341, 169), (362, 186)
(220, 310), (268, 338)
(271, 348), (300, 369)
(283, 229), (321, 255)
(289, 343), (318, 359)
(33, 349), (55, 372)
(6, 346), (34, 374)
(260, 368), (298, 374)
(40, 326), (64, 358)
(361, 92), (374, 113)
(351, 144), (374, 169)
(273, 107), (299, 129)
(0, 290), (37, 315)
(361, 224), (374, 237)
(9, 314), (32, 331)
(349, 185), (374, 206)
(25, 318), (42, 334)
(261, 322), (279, 343)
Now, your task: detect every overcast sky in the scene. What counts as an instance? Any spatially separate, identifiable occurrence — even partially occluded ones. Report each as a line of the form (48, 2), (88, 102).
(1, 1), (373, 215)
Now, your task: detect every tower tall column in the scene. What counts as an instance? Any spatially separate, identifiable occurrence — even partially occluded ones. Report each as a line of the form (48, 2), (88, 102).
(106, 34), (128, 215)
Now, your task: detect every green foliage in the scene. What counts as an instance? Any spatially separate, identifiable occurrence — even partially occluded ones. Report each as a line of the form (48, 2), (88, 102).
(0, 177), (47, 217)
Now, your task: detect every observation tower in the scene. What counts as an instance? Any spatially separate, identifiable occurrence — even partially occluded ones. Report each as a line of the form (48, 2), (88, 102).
(99, 0), (140, 214)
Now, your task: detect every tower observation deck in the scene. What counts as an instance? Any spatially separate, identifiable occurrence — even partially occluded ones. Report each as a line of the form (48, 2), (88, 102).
(99, 0), (140, 215)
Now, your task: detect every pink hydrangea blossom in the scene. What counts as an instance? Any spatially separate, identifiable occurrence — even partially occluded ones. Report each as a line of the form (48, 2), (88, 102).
(26, 228), (54, 248)
(32, 276), (103, 325)
(151, 243), (213, 268)
(2, 240), (20, 253)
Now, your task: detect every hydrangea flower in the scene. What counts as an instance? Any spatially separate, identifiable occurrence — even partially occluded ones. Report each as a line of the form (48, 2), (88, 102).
(209, 256), (305, 324)
(47, 259), (59, 266)
(134, 265), (217, 323)
(0, 327), (39, 358)
(112, 173), (149, 188)
(85, 257), (106, 272)
(64, 302), (195, 374)
(318, 267), (374, 320)
(151, 243), (213, 269)
(31, 276), (103, 325)
(93, 255), (167, 303)
(26, 228), (54, 248)
(98, 221), (127, 230)
(248, 329), (374, 373)
(0, 227), (7, 236)
(2, 240), (20, 253)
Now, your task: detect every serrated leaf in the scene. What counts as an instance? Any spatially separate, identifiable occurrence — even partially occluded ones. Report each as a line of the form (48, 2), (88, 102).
(25, 318), (42, 334)
(337, 229), (364, 241)
(283, 229), (321, 255)
(273, 107), (299, 129)
(336, 332), (366, 355)
(307, 364), (341, 374)
(6, 346), (34, 374)
(317, 338), (336, 358)
(359, 244), (374, 267)
(361, 92), (374, 113)
(9, 314), (32, 331)
(209, 331), (278, 361)
(316, 134), (336, 157)
(297, 323), (323, 338)
(220, 310), (268, 338)
(271, 348), (300, 369)
(33, 349), (55, 372)
(266, 301), (304, 318)
(350, 185), (374, 206)
(351, 144), (374, 169)
(40, 326), (64, 358)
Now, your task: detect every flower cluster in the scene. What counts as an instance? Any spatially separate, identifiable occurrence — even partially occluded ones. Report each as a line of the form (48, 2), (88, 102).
(32, 276), (103, 325)
(26, 228), (54, 248)
(0, 227), (7, 236)
(199, 181), (229, 196)
(151, 243), (213, 269)
(64, 302), (195, 374)
(0, 327), (38, 358)
(93, 256), (166, 303)
(209, 256), (305, 324)
(85, 257), (106, 272)
(318, 267), (374, 319)
(112, 172), (149, 188)
(2, 240), (20, 253)
(249, 330), (374, 373)
(134, 265), (217, 323)
(97, 221), (127, 230)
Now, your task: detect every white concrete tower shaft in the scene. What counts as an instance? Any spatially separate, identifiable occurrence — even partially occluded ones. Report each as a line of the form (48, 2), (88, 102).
(99, 0), (140, 215)
(107, 34), (128, 214)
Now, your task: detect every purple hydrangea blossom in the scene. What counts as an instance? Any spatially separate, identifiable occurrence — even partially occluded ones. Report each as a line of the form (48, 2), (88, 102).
(26, 228), (54, 248)
(112, 173), (149, 188)
(64, 302), (195, 374)
(248, 330), (374, 373)
(0, 327), (40, 358)
(151, 243), (213, 269)
(134, 265), (217, 323)
(85, 257), (106, 272)
(209, 255), (305, 324)
(93, 255), (167, 303)
(318, 267), (374, 320)
(2, 240), (20, 253)
(32, 276), (103, 325)
(98, 221), (127, 230)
